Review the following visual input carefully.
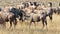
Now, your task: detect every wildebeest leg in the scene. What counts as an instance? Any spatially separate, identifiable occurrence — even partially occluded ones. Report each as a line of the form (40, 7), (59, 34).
(58, 11), (60, 14)
(29, 22), (32, 29)
(13, 18), (17, 28)
(21, 17), (24, 22)
(44, 19), (48, 29)
(2, 22), (6, 28)
(45, 20), (47, 26)
(9, 16), (14, 29)
(19, 16), (23, 22)
(49, 14), (52, 21)
(0, 17), (6, 28)
(19, 17), (23, 25)
(10, 20), (12, 28)
(19, 17), (22, 20)
(54, 10), (57, 14)
(42, 19), (45, 29)
(33, 22), (36, 30)
(19, 16), (24, 22)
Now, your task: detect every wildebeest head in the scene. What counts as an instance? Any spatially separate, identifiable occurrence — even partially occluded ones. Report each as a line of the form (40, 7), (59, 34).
(48, 2), (52, 7)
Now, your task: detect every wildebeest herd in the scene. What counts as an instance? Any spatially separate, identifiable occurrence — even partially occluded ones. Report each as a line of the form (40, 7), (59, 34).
(0, 2), (60, 29)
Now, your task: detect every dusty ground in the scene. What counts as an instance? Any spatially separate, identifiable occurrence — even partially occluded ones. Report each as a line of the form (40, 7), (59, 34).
(0, 13), (59, 34)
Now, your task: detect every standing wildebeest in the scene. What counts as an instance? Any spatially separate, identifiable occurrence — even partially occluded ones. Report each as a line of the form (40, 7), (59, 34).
(54, 3), (60, 14)
(0, 11), (14, 28)
(52, 2), (60, 14)
(0, 6), (25, 28)
(52, 7), (60, 15)
(47, 7), (53, 21)
(9, 7), (26, 28)
(24, 8), (48, 29)
(44, 2), (53, 21)
(29, 13), (47, 29)
(0, 15), (6, 28)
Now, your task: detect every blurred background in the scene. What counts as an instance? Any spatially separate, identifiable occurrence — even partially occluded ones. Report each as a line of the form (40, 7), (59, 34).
(0, 0), (60, 7)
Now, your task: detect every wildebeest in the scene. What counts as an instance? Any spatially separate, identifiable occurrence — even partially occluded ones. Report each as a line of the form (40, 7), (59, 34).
(0, 16), (6, 28)
(9, 7), (26, 28)
(24, 7), (48, 29)
(30, 13), (47, 28)
(52, 7), (60, 14)
(53, 3), (60, 14)
(22, 2), (30, 8)
(43, 2), (53, 21)
(0, 6), (26, 28)
(0, 2), (58, 29)
(46, 7), (53, 21)
(0, 11), (14, 28)
(57, 8), (60, 14)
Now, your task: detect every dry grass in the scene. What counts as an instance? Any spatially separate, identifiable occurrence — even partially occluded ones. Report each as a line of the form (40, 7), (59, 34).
(0, 14), (59, 34)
